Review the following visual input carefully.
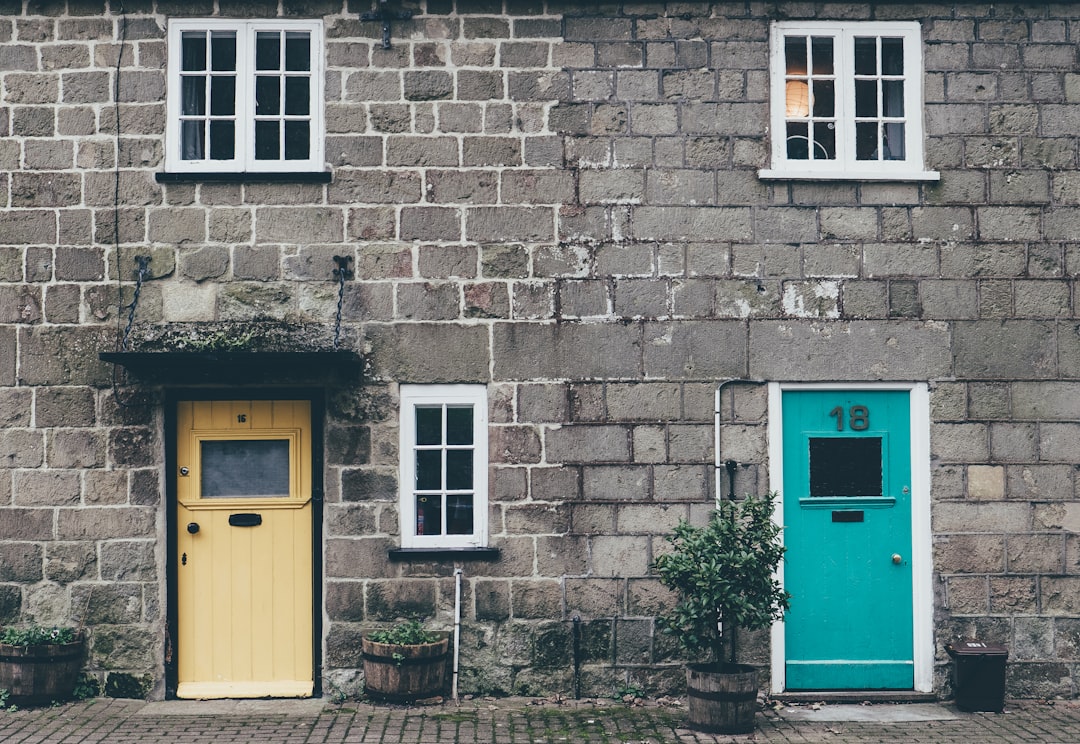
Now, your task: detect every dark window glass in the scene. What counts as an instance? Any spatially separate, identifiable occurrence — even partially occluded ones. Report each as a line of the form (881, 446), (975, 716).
(446, 406), (473, 445)
(786, 121), (809, 159)
(201, 439), (289, 498)
(181, 120), (204, 160)
(254, 120), (279, 159)
(285, 32), (311, 71)
(181, 76), (205, 116)
(256, 31), (280, 70)
(416, 450), (441, 491)
(445, 450), (473, 490)
(415, 407), (442, 446)
(883, 122), (906, 160)
(416, 495), (442, 535)
(813, 121), (836, 159)
(208, 120), (234, 159)
(284, 77), (309, 115)
(855, 79), (877, 117)
(810, 36), (833, 74)
(854, 36), (877, 75)
(209, 76), (235, 116)
(881, 37), (904, 75)
(855, 121), (877, 160)
(210, 32), (236, 71)
(181, 32), (206, 72)
(809, 437), (882, 498)
(812, 79), (835, 117)
(255, 75), (280, 116)
(284, 121), (309, 160)
(446, 494), (474, 535)
(882, 80), (904, 117)
(785, 36), (807, 75)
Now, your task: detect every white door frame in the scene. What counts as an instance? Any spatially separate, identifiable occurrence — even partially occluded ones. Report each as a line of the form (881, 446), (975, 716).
(767, 382), (933, 694)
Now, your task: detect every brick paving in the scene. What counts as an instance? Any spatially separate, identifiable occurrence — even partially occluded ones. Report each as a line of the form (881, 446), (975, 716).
(2, 697), (1080, 743)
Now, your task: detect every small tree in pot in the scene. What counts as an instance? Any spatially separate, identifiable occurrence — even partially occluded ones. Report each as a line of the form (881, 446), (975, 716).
(652, 491), (789, 734)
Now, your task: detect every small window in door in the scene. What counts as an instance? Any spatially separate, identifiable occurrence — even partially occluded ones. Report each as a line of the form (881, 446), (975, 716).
(200, 439), (290, 498)
(809, 437), (882, 497)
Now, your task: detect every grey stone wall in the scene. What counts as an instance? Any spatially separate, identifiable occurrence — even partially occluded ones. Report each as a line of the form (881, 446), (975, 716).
(4, 0), (1080, 698)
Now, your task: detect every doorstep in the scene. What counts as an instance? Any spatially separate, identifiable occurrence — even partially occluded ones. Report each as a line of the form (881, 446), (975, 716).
(772, 690), (938, 704)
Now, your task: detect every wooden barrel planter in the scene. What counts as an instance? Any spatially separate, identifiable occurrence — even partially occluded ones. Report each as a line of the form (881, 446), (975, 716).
(361, 636), (449, 702)
(0, 638), (84, 707)
(686, 662), (759, 734)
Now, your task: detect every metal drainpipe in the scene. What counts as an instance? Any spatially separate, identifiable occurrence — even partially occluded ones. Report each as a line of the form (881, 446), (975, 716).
(713, 379), (767, 504)
(452, 568), (462, 700)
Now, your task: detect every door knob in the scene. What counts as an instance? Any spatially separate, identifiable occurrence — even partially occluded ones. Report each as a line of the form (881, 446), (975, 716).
(187, 522), (200, 534)
(892, 553), (902, 564)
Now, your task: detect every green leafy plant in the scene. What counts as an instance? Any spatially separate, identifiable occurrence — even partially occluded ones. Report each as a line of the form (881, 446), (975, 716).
(0, 626), (78, 647)
(652, 492), (789, 666)
(72, 673), (101, 701)
(366, 619), (439, 646)
(0, 687), (10, 710)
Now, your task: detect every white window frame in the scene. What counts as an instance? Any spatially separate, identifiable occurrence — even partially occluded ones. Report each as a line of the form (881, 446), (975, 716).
(165, 18), (325, 174)
(760, 21), (938, 182)
(399, 385), (489, 549)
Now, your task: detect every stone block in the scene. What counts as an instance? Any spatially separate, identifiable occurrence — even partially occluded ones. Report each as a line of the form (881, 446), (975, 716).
(0, 508), (54, 540)
(0, 542), (43, 582)
(341, 468), (396, 502)
(325, 537), (395, 580)
(421, 244), (479, 281)
(530, 467), (579, 503)
(48, 429), (105, 468)
(546, 425), (629, 464)
(644, 321), (746, 380)
(632, 426), (665, 464)
(582, 465), (650, 502)
(491, 426), (542, 465)
(474, 579), (510, 620)
(932, 502), (1030, 533)
(510, 579), (562, 620)
(483, 536), (536, 578)
(632, 206), (751, 242)
(967, 465), (1005, 500)
(0, 429), (44, 469)
(990, 578), (1038, 614)
(395, 281), (459, 320)
(45, 541), (97, 584)
(953, 321), (1056, 379)
(565, 577), (623, 619)
(14, 470), (79, 507)
(930, 423), (989, 462)
(944, 575), (988, 613)
(615, 504), (686, 535)
(1007, 534), (1066, 574)
(88, 625), (156, 671)
(1042, 577), (1080, 615)
(934, 534), (1005, 573)
(467, 207), (555, 242)
(493, 322), (640, 380)
(535, 535), (587, 576)
(56, 507), (155, 540)
(364, 323), (489, 382)
(98, 540), (155, 582)
(325, 580), (365, 622)
(1007, 464), (1073, 502)
(989, 423), (1037, 462)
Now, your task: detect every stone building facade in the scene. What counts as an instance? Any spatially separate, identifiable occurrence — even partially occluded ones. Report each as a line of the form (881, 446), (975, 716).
(3, 0), (1080, 700)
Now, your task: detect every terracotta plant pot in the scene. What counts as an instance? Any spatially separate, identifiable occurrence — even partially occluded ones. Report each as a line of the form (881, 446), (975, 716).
(685, 662), (759, 734)
(0, 637), (85, 707)
(361, 635), (449, 702)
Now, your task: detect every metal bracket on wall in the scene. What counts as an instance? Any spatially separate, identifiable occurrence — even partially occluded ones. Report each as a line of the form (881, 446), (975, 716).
(361, 0), (413, 49)
(332, 255), (354, 350)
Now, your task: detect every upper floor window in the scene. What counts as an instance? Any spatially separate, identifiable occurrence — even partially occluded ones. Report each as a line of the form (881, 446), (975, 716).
(760, 21), (938, 181)
(165, 19), (324, 175)
(399, 385), (489, 550)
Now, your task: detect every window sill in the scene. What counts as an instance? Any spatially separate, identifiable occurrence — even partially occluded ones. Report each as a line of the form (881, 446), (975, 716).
(388, 547), (500, 561)
(758, 168), (940, 182)
(155, 171), (332, 184)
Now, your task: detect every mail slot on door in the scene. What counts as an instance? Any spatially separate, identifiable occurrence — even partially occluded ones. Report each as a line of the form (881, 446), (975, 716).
(228, 513), (263, 527)
(832, 511), (864, 523)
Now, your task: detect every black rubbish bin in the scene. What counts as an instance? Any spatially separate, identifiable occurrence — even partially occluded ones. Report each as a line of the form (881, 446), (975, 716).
(946, 640), (1008, 712)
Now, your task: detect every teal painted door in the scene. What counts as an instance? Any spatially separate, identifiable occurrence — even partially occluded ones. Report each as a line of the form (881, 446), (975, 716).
(782, 390), (913, 690)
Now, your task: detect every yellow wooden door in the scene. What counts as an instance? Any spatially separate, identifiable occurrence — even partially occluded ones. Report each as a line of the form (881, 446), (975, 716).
(176, 400), (313, 699)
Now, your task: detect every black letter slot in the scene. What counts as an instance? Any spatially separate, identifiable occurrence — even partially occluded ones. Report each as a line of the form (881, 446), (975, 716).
(832, 510), (864, 523)
(229, 513), (263, 527)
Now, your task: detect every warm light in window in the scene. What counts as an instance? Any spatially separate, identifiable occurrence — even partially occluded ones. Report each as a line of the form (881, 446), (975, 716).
(786, 80), (810, 117)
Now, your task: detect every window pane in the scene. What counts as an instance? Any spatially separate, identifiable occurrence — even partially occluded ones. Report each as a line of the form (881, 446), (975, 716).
(446, 450), (473, 490)
(416, 495), (442, 536)
(416, 407), (442, 445)
(181, 32), (206, 71)
(882, 80), (904, 117)
(446, 406), (473, 445)
(812, 79), (834, 117)
(284, 77), (309, 115)
(208, 120), (234, 159)
(181, 76), (205, 115)
(786, 121), (809, 160)
(856, 121), (878, 160)
(285, 32), (311, 71)
(446, 494), (474, 535)
(810, 36), (833, 75)
(881, 37), (904, 75)
(181, 120), (204, 160)
(812, 121), (835, 160)
(809, 437), (882, 498)
(784, 36), (807, 75)
(210, 76), (235, 115)
(210, 32), (236, 71)
(201, 439), (290, 498)
(883, 122), (906, 160)
(284, 121), (310, 160)
(416, 450), (441, 490)
(254, 120), (279, 159)
(256, 31), (281, 70)
(255, 75), (280, 115)
(855, 79), (877, 118)
(854, 36), (877, 75)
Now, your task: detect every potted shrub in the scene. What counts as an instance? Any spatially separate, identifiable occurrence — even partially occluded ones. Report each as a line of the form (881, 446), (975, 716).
(0, 625), (85, 707)
(361, 619), (449, 702)
(652, 492), (789, 734)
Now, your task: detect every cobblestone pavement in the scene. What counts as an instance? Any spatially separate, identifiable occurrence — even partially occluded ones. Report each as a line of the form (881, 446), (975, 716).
(2, 697), (1080, 743)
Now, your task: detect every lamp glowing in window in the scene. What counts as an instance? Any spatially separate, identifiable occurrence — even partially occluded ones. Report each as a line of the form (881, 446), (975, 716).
(786, 80), (810, 117)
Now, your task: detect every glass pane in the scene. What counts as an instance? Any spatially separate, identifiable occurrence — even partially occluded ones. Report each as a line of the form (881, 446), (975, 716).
(881, 37), (904, 75)
(812, 121), (835, 160)
(416, 450), (441, 490)
(883, 122), (906, 160)
(181, 120), (204, 160)
(256, 31), (281, 70)
(446, 494), (474, 535)
(855, 79), (877, 117)
(416, 495), (442, 536)
(201, 439), (289, 498)
(812, 79), (834, 117)
(284, 121), (309, 160)
(181, 32), (206, 72)
(882, 80), (905, 117)
(416, 407), (442, 445)
(210, 76), (235, 115)
(784, 36), (807, 75)
(809, 437), (882, 498)
(810, 36), (833, 75)
(254, 120), (279, 159)
(256, 75), (280, 116)
(785, 80), (809, 118)
(786, 121), (809, 160)
(285, 32), (311, 71)
(209, 120), (234, 159)
(446, 450), (473, 490)
(181, 76), (205, 115)
(854, 37), (877, 75)
(284, 77), (309, 115)
(856, 121), (877, 160)
(210, 32), (236, 71)
(446, 406), (473, 445)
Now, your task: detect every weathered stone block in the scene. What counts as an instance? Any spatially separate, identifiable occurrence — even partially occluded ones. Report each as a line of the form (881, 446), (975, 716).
(510, 579), (561, 620)
(934, 534), (1005, 573)
(56, 507), (155, 540)
(0, 542), (43, 582)
(565, 578), (622, 619)
(582, 465), (650, 502)
(475, 579), (510, 620)
(325, 537), (395, 580)
(45, 541), (97, 584)
(546, 425), (629, 464)
(48, 429), (105, 468)
(493, 322), (640, 380)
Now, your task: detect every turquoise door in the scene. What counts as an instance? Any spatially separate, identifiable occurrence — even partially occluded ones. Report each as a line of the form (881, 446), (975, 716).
(782, 389), (913, 690)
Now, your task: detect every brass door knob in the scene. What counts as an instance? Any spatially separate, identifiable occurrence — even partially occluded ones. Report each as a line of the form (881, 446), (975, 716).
(892, 553), (902, 564)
